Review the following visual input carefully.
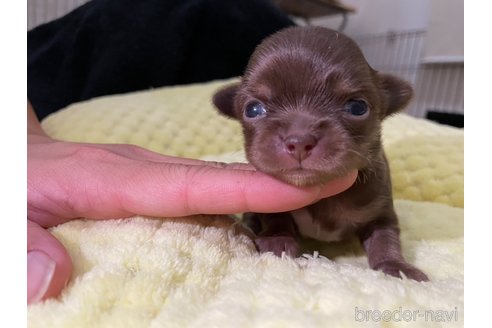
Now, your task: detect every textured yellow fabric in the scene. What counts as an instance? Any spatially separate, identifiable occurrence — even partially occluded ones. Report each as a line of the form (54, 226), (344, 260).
(30, 79), (464, 327)
(42, 79), (244, 159)
(42, 79), (463, 208)
(28, 201), (463, 328)
(383, 115), (463, 208)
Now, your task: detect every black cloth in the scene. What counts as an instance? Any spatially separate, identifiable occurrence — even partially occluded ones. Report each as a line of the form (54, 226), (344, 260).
(28, 0), (294, 120)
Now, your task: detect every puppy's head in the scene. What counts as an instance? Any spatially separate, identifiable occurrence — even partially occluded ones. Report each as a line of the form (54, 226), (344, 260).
(213, 26), (412, 187)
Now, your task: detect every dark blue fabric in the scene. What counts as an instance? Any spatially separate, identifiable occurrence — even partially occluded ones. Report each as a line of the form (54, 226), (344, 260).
(28, 0), (294, 119)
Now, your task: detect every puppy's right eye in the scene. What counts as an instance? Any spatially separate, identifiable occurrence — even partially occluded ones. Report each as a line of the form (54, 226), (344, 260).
(244, 102), (267, 119)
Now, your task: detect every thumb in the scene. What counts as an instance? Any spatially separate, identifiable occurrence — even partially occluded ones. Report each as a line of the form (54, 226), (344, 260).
(27, 220), (72, 304)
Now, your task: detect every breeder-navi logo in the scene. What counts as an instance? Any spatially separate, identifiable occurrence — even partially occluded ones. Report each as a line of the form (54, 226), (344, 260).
(354, 306), (459, 323)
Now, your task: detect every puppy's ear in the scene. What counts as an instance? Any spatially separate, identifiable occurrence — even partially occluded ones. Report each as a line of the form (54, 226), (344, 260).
(378, 73), (413, 117)
(212, 83), (240, 119)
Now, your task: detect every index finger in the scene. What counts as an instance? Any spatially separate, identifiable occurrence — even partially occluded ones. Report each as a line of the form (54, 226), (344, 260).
(28, 143), (358, 226)
(68, 159), (358, 218)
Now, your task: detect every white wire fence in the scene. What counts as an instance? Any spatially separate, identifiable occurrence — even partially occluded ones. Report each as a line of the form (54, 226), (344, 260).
(353, 30), (463, 118)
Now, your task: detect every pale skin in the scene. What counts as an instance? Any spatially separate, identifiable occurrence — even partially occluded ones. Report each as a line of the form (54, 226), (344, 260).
(27, 102), (357, 304)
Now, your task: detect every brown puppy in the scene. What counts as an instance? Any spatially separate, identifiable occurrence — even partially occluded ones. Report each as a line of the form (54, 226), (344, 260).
(213, 26), (428, 281)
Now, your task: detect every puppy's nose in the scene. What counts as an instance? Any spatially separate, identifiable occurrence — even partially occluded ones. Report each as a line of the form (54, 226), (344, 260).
(284, 134), (318, 162)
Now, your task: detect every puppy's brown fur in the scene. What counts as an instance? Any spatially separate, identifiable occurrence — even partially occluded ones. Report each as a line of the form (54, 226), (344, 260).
(213, 26), (428, 281)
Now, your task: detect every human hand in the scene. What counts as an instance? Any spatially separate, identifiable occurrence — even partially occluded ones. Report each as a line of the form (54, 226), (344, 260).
(27, 103), (357, 304)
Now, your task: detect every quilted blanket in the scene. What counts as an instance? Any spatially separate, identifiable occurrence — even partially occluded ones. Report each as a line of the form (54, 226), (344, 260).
(28, 79), (464, 327)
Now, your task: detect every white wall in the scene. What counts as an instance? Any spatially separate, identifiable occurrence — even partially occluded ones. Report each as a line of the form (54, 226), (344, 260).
(423, 0), (464, 61)
(312, 0), (430, 35)
(313, 0), (463, 61)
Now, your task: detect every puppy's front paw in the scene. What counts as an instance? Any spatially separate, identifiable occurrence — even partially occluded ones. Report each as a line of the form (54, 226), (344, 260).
(375, 260), (429, 282)
(254, 235), (300, 258)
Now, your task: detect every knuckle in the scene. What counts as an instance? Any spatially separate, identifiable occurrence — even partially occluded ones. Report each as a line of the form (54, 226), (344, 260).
(70, 145), (120, 162)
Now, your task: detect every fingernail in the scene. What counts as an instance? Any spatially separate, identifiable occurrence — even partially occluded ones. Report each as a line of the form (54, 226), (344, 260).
(27, 250), (56, 304)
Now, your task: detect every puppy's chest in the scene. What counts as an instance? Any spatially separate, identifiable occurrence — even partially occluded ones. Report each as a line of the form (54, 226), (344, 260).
(290, 198), (381, 242)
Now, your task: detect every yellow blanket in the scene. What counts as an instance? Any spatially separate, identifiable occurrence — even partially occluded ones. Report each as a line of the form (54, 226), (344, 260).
(29, 79), (463, 327)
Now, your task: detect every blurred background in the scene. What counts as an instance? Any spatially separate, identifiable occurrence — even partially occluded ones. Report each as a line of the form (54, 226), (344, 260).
(28, 0), (463, 127)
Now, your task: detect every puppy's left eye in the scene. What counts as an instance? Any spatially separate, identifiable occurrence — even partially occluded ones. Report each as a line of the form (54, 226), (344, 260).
(245, 102), (267, 119)
(345, 100), (369, 116)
